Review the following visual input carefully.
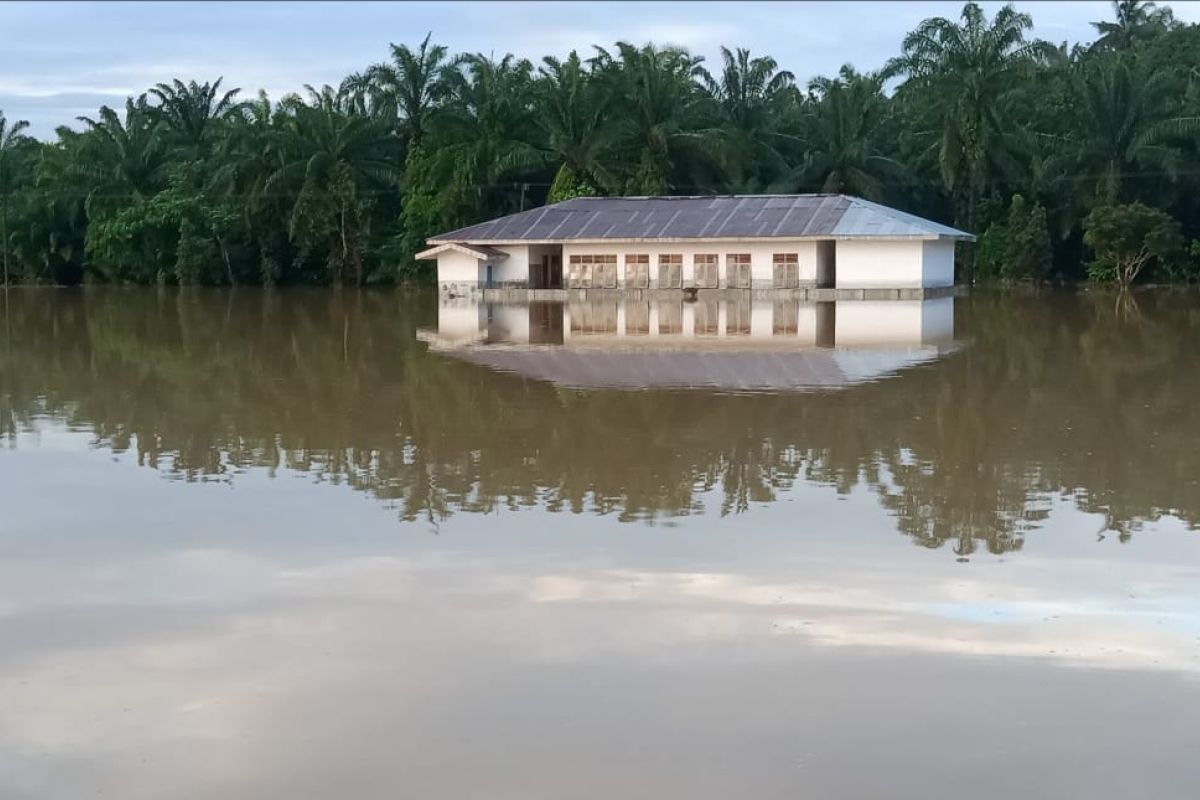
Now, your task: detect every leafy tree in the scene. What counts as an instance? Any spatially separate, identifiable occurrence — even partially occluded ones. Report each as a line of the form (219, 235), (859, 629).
(1083, 202), (1185, 286)
(592, 42), (706, 194)
(266, 86), (401, 285)
(359, 33), (451, 149)
(538, 51), (614, 201)
(697, 47), (796, 191)
(149, 78), (245, 156)
(886, 2), (1052, 241)
(1092, 0), (1176, 50)
(434, 53), (544, 221)
(780, 66), (901, 200)
(975, 193), (1052, 281)
(1056, 51), (1199, 209)
(75, 96), (168, 219)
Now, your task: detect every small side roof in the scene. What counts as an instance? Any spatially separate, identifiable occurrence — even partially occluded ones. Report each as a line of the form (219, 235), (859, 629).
(415, 242), (509, 260)
(427, 194), (973, 245)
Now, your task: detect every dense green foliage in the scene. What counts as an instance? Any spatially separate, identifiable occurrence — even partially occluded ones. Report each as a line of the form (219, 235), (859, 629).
(1083, 202), (1188, 285)
(976, 194), (1053, 281)
(2, 1), (1200, 286)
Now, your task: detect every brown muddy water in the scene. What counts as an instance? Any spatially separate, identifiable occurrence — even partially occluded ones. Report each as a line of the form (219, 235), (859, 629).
(1, 287), (1199, 800)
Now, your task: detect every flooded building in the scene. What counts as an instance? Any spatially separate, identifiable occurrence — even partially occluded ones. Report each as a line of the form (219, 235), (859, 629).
(417, 194), (973, 300)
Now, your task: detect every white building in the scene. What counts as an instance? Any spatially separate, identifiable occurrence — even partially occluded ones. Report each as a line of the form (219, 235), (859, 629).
(417, 194), (973, 299)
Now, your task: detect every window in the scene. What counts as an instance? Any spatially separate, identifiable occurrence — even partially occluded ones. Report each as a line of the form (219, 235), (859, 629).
(693, 299), (718, 335)
(772, 253), (799, 289)
(625, 254), (649, 289)
(625, 301), (650, 335)
(773, 300), (799, 334)
(658, 299), (683, 334)
(568, 254), (617, 288)
(726, 253), (751, 289)
(726, 300), (752, 335)
(694, 253), (718, 288)
(658, 254), (682, 288)
(569, 298), (619, 334)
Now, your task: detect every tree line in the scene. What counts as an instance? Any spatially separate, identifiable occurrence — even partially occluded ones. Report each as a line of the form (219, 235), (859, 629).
(1, 0), (1199, 288)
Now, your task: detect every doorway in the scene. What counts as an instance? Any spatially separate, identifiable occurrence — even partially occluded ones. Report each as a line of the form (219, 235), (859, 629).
(530, 251), (564, 289)
(816, 241), (836, 289)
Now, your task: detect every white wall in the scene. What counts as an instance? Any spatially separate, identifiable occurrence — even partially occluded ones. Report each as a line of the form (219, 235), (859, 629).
(920, 297), (955, 343)
(921, 240), (956, 287)
(436, 251), (483, 286)
(434, 296), (955, 348)
(833, 300), (954, 346)
(488, 245), (529, 284)
(486, 304), (530, 342)
(835, 240), (924, 288)
(438, 245), (530, 286)
(436, 298), (486, 342)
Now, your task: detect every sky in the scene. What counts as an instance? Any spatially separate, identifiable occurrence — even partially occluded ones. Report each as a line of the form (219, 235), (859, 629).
(2, 0), (1198, 138)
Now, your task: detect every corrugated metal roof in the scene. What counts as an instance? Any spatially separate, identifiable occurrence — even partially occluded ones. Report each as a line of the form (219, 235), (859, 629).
(429, 195), (973, 243)
(832, 197), (969, 239)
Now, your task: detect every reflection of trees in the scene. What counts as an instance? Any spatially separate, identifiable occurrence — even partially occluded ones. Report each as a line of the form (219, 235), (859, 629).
(2, 287), (1198, 554)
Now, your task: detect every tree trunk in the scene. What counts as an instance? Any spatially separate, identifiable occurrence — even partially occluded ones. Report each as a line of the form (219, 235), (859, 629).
(2, 192), (8, 288)
(217, 232), (235, 287)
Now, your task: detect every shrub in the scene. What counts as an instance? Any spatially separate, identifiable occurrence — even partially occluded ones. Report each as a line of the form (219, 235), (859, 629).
(975, 194), (1052, 282)
(1083, 203), (1185, 287)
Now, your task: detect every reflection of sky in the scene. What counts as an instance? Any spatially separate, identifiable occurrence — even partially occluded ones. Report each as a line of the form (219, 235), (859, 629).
(3, 425), (1200, 798)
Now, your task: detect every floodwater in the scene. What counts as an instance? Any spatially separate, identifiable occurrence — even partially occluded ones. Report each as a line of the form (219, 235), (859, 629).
(1, 287), (1199, 800)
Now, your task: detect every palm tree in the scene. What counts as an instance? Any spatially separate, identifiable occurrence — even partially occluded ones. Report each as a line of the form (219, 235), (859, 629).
(697, 47), (797, 191)
(0, 111), (32, 286)
(360, 33), (450, 149)
(266, 85), (401, 285)
(1092, 0), (1176, 50)
(435, 53), (544, 220)
(778, 66), (901, 200)
(1056, 51), (1200, 209)
(886, 2), (1052, 239)
(537, 51), (616, 200)
(591, 42), (706, 194)
(207, 90), (293, 282)
(75, 95), (168, 218)
(149, 78), (245, 156)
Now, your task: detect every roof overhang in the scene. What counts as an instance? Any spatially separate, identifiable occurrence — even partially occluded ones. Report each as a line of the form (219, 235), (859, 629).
(415, 242), (509, 260)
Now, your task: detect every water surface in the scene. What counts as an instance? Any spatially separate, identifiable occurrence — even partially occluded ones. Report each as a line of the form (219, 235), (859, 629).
(2, 287), (1199, 799)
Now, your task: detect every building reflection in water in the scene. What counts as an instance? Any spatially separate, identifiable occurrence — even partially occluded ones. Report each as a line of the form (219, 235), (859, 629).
(420, 296), (959, 391)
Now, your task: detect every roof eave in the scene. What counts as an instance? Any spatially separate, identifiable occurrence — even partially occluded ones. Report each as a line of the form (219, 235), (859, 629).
(430, 234), (974, 246)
